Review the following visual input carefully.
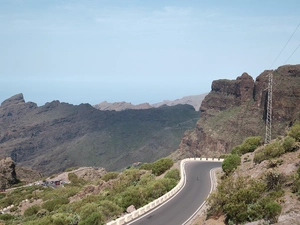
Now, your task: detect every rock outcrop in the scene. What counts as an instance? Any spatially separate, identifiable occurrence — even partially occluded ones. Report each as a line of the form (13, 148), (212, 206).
(0, 157), (17, 189)
(177, 64), (300, 158)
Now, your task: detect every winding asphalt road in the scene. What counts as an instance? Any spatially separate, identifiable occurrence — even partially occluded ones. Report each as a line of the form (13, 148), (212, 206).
(127, 161), (221, 225)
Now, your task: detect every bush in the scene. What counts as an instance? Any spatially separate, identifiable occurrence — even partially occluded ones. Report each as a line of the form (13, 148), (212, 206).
(78, 212), (103, 225)
(102, 172), (118, 182)
(98, 200), (122, 220)
(254, 141), (285, 164)
(222, 154), (241, 175)
(24, 205), (41, 217)
(231, 136), (262, 156)
(115, 186), (145, 209)
(207, 175), (283, 224)
(164, 169), (180, 181)
(151, 158), (173, 176)
(283, 136), (296, 152)
(288, 121), (300, 141)
(138, 173), (155, 186)
(207, 176), (267, 223)
(139, 163), (152, 170)
(42, 197), (69, 212)
(265, 171), (286, 191)
(51, 213), (77, 225)
(263, 199), (282, 220)
(0, 213), (14, 221)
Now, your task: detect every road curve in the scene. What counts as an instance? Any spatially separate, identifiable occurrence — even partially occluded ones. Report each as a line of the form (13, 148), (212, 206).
(127, 161), (221, 225)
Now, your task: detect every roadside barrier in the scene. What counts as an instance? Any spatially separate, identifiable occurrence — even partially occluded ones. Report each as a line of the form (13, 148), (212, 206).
(106, 158), (223, 225)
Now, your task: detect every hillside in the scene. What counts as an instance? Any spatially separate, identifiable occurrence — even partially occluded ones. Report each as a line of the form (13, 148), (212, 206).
(0, 94), (199, 175)
(0, 157), (178, 224)
(175, 64), (300, 159)
(195, 121), (300, 225)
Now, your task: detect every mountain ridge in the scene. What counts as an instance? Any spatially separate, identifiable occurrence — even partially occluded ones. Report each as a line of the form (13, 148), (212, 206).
(93, 93), (207, 111)
(0, 94), (199, 176)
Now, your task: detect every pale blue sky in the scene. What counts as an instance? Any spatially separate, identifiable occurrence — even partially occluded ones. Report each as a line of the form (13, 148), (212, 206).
(1, 0), (300, 106)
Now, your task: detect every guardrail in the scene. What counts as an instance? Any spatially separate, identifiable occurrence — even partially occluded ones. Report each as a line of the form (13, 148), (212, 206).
(106, 157), (224, 225)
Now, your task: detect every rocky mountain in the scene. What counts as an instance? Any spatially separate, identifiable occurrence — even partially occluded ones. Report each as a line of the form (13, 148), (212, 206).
(93, 93), (207, 111)
(176, 64), (300, 158)
(93, 101), (152, 111)
(0, 94), (199, 175)
(152, 93), (208, 111)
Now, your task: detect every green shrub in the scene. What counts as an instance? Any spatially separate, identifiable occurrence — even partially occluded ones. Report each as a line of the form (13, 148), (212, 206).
(207, 175), (283, 224)
(0, 193), (5, 200)
(222, 154), (241, 175)
(263, 200), (282, 220)
(138, 173), (155, 186)
(0, 213), (15, 221)
(42, 197), (69, 212)
(231, 136), (262, 155)
(51, 213), (76, 225)
(164, 168), (180, 181)
(102, 172), (118, 182)
(151, 158), (173, 176)
(24, 205), (41, 217)
(98, 200), (122, 220)
(288, 121), (300, 141)
(207, 176), (266, 223)
(78, 211), (103, 225)
(282, 136), (296, 152)
(254, 141), (285, 164)
(139, 163), (152, 170)
(115, 186), (145, 209)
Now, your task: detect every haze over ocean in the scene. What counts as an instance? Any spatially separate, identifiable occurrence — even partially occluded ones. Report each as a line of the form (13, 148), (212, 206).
(1, 0), (299, 106)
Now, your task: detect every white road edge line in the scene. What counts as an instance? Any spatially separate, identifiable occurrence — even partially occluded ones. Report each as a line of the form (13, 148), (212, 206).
(126, 162), (189, 225)
(182, 168), (217, 225)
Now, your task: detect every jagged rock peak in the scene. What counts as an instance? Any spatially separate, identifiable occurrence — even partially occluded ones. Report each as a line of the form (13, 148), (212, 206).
(1, 93), (25, 107)
(237, 72), (252, 80)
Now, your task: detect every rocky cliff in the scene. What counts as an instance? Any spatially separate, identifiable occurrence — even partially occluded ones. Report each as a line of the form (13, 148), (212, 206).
(0, 157), (17, 189)
(176, 64), (300, 158)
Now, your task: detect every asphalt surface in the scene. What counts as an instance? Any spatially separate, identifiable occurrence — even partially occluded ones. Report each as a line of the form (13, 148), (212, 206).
(127, 161), (221, 225)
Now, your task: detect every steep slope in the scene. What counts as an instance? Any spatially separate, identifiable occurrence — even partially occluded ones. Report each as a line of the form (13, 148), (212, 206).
(176, 64), (300, 158)
(0, 94), (199, 175)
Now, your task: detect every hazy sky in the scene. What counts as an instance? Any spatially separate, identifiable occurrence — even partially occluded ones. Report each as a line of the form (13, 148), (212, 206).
(1, 0), (300, 106)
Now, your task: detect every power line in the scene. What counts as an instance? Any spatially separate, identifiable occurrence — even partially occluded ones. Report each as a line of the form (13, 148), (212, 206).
(284, 41), (300, 64)
(269, 22), (300, 69)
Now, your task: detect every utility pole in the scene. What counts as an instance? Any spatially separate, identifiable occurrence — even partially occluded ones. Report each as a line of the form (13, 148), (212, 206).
(265, 73), (273, 144)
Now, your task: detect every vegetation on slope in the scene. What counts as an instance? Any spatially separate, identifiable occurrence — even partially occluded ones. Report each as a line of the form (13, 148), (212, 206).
(207, 121), (300, 224)
(0, 158), (178, 225)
